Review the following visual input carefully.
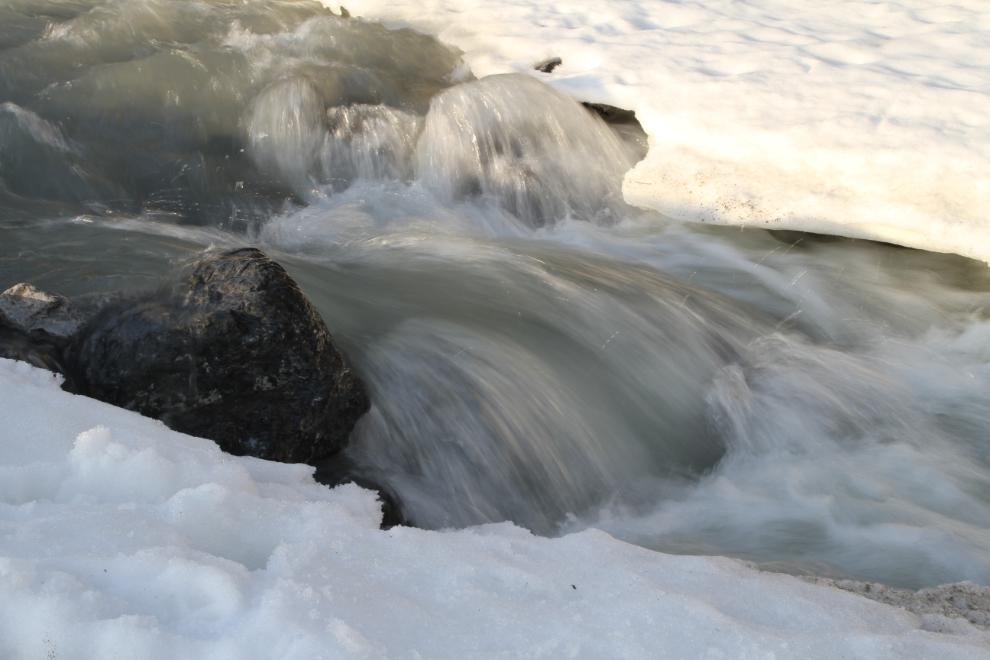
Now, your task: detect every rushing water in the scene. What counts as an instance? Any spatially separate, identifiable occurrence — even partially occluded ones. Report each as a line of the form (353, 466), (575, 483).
(4, 0), (990, 591)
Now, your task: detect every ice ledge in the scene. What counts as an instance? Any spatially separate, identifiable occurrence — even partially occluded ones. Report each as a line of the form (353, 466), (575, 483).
(338, 0), (990, 262)
(622, 143), (989, 263)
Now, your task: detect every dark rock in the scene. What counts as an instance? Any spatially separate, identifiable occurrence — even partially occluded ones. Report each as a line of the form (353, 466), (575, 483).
(535, 57), (562, 73)
(582, 102), (638, 126)
(70, 247), (369, 463)
(0, 324), (69, 377)
(767, 229), (849, 246)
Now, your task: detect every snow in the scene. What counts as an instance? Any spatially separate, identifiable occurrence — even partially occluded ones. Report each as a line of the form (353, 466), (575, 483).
(335, 0), (990, 262)
(2, 357), (990, 658)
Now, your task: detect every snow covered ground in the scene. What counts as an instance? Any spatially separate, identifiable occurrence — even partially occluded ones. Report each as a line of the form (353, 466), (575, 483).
(2, 357), (990, 658)
(338, 0), (990, 262)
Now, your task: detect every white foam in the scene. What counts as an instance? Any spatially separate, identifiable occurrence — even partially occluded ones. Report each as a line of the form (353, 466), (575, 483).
(336, 0), (990, 261)
(417, 73), (637, 227)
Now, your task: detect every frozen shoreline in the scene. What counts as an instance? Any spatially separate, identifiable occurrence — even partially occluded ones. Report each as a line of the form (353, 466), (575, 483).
(3, 357), (990, 657)
(337, 0), (990, 261)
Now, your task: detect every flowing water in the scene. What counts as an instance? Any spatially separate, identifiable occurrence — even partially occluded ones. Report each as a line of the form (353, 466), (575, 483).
(4, 0), (990, 591)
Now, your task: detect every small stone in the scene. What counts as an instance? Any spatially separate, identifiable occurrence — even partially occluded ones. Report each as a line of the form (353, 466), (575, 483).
(0, 283), (86, 338)
(535, 57), (562, 73)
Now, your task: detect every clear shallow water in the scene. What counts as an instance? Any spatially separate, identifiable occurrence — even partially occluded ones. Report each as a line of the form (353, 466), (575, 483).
(4, 0), (990, 591)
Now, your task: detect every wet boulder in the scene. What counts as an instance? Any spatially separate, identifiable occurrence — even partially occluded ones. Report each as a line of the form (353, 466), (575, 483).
(70, 247), (369, 463)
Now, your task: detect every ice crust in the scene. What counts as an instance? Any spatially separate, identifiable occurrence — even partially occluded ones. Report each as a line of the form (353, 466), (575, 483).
(802, 577), (990, 633)
(2, 358), (990, 658)
(337, 0), (990, 261)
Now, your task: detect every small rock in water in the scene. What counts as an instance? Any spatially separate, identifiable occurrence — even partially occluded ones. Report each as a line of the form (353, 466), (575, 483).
(0, 283), (86, 339)
(71, 248), (369, 463)
(535, 57), (562, 73)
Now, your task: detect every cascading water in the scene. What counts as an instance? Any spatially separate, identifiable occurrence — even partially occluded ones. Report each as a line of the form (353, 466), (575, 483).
(4, 0), (990, 591)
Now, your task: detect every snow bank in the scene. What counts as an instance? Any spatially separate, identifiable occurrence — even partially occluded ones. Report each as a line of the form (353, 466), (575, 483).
(337, 0), (990, 261)
(2, 357), (990, 658)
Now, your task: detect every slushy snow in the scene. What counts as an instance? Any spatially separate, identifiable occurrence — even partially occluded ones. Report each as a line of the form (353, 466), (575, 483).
(3, 357), (990, 657)
(337, 0), (990, 262)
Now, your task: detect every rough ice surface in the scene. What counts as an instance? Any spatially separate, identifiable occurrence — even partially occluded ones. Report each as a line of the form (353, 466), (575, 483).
(338, 0), (990, 262)
(802, 577), (990, 632)
(2, 358), (990, 658)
